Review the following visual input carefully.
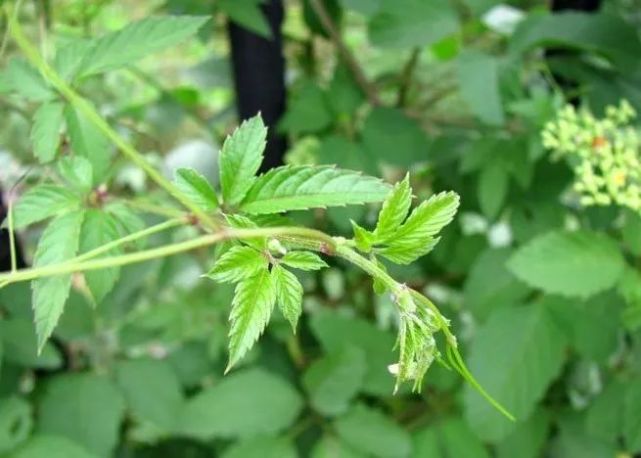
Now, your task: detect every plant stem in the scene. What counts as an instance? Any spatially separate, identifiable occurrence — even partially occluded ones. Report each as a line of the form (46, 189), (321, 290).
(397, 48), (421, 108)
(0, 226), (336, 286)
(5, 11), (220, 231)
(7, 199), (17, 272)
(73, 217), (184, 263)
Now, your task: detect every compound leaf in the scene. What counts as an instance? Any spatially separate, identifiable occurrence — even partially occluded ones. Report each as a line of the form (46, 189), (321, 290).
(78, 16), (210, 77)
(30, 101), (65, 163)
(12, 185), (81, 229)
(65, 105), (112, 184)
(220, 115), (267, 206)
(227, 268), (276, 371)
(272, 265), (303, 332)
(32, 210), (85, 352)
(373, 174), (412, 242)
(240, 166), (391, 215)
(174, 167), (219, 211)
(281, 251), (328, 271)
(206, 246), (267, 283)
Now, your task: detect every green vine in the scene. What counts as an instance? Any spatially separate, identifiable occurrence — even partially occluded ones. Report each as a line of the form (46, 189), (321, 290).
(1, 5), (513, 420)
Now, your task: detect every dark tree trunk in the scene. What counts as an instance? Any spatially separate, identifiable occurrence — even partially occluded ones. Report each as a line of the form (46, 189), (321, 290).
(227, 0), (288, 172)
(551, 0), (600, 11)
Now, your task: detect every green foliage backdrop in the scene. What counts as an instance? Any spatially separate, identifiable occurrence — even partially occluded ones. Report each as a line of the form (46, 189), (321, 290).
(1, 0), (641, 457)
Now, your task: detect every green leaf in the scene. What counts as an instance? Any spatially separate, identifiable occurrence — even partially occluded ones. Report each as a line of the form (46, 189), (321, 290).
(206, 246), (267, 283)
(622, 209), (641, 256)
(37, 373), (124, 457)
(624, 379), (641, 452)
(351, 221), (374, 252)
(220, 115), (267, 206)
(303, 346), (366, 416)
(586, 381), (625, 444)
(78, 16), (210, 77)
(223, 436), (296, 458)
(280, 251), (328, 271)
(227, 268), (276, 370)
(53, 39), (93, 81)
(463, 248), (530, 320)
(374, 174), (412, 242)
(30, 101), (65, 163)
(496, 410), (550, 458)
(507, 230), (625, 299)
(0, 397), (32, 454)
(361, 108), (429, 167)
(9, 435), (99, 458)
(32, 210), (85, 351)
(4, 58), (54, 101)
(437, 417), (491, 458)
(57, 156), (94, 193)
(310, 310), (397, 396)
(240, 165), (391, 215)
(115, 358), (184, 431)
(174, 167), (219, 211)
(334, 404), (412, 458)
(65, 105), (112, 184)
(463, 303), (567, 441)
(0, 318), (63, 369)
(378, 191), (459, 264)
(219, 0), (271, 39)
(12, 185), (80, 229)
(458, 51), (505, 125)
(279, 81), (333, 135)
(272, 265), (303, 332)
(478, 161), (509, 220)
(368, 0), (458, 49)
(180, 368), (302, 439)
(510, 12), (641, 71)
(79, 210), (123, 303)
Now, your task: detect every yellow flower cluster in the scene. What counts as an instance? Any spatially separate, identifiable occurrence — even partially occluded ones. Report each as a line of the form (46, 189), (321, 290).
(542, 100), (641, 211)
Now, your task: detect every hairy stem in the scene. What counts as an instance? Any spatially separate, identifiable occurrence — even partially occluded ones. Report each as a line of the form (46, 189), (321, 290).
(6, 10), (220, 231)
(0, 226), (336, 286)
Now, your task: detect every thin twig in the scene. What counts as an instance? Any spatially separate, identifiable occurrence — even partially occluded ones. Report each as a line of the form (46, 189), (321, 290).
(397, 48), (421, 108)
(309, 0), (382, 106)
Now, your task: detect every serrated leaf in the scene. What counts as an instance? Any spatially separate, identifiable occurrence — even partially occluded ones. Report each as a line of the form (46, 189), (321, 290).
(206, 246), (267, 283)
(507, 230), (625, 298)
(220, 115), (267, 206)
(32, 210), (85, 352)
(281, 251), (328, 271)
(79, 210), (122, 303)
(65, 105), (112, 184)
(174, 167), (219, 211)
(374, 174), (411, 241)
(227, 269), (276, 370)
(4, 58), (54, 101)
(303, 346), (366, 416)
(180, 368), (302, 439)
(53, 39), (93, 81)
(463, 302), (567, 441)
(272, 265), (303, 332)
(351, 221), (374, 252)
(30, 102), (65, 163)
(57, 156), (93, 193)
(77, 16), (210, 77)
(394, 191), (460, 243)
(240, 165), (391, 215)
(478, 161), (508, 220)
(12, 185), (81, 229)
(378, 236), (440, 265)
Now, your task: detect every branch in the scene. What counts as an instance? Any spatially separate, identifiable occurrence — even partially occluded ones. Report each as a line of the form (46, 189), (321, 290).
(309, 0), (382, 106)
(5, 11), (220, 231)
(397, 48), (421, 108)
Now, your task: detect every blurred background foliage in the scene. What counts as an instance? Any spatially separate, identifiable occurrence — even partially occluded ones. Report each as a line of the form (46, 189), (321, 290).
(1, 0), (641, 456)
